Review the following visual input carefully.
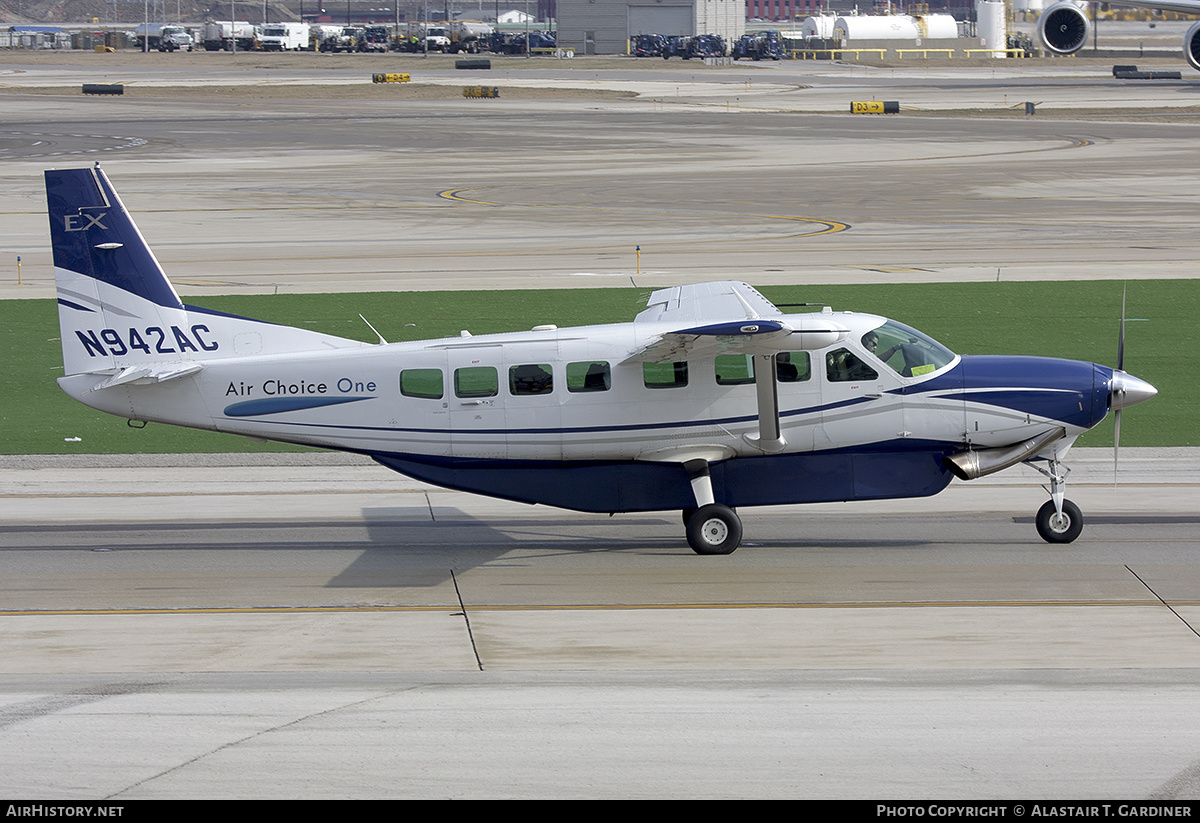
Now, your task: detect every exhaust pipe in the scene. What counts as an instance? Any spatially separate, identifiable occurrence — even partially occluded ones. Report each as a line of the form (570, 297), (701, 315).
(943, 427), (1066, 481)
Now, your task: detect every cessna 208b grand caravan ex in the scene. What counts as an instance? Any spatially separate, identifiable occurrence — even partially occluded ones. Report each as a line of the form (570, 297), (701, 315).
(47, 165), (1156, 554)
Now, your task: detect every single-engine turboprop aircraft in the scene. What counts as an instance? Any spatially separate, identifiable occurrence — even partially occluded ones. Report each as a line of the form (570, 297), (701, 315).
(47, 165), (1157, 554)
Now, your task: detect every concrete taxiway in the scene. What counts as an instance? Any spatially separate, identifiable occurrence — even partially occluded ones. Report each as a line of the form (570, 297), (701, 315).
(1, 52), (1198, 798)
(3, 50), (1200, 298)
(1, 449), (1200, 798)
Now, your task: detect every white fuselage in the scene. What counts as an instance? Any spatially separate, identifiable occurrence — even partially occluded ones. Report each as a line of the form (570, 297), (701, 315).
(61, 309), (1090, 466)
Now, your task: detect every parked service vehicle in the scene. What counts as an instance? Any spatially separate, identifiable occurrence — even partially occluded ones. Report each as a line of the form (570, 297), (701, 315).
(309, 24), (343, 49)
(359, 26), (391, 52)
(318, 26), (362, 52)
(733, 30), (782, 60)
(132, 24), (194, 51)
(664, 34), (726, 59)
(259, 22), (309, 51)
(202, 21), (256, 51)
(425, 26), (452, 52)
(490, 30), (555, 54)
(631, 33), (667, 57)
(447, 20), (493, 53)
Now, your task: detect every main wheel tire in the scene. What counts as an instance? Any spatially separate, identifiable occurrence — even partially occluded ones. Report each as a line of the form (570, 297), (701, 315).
(686, 504), (742, 555)
(1036, 499), (1083, 543)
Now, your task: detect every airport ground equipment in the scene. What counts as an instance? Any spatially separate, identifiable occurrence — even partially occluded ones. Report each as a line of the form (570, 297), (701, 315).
(132, 24), (193, 52)
(733, 31), (782, 60)
(259, 22), (310, 51)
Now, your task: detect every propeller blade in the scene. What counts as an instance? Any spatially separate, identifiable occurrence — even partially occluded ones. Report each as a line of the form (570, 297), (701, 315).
(1117, 283), (1126, 373)
(1114, 283), (1127, 484)
(1113, 408), (1121, 485)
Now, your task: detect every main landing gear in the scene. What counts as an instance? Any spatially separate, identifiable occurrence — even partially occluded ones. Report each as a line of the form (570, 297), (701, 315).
(1029, 455), (1084, 543)
(681, 459), (744, 554)
(684, 504), (743, 555)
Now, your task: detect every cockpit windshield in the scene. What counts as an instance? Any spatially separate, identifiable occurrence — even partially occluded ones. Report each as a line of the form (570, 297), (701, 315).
(861, 320), (956, 378)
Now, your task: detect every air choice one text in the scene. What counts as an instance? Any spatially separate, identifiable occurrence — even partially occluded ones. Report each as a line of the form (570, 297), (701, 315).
(225, 378), (377, 396)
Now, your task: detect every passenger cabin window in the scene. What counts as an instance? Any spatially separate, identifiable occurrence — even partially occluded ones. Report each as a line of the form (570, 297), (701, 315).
(566, 361), (610, 393)
(510, 364), (553, 396)
(775, 352), (811, 383)
(826, 348), (878, 383)
(400, 368), (444, 399)
(643, 361), (688, 389)
(715, 354), (755, 386)
(454, 366), (498, 398)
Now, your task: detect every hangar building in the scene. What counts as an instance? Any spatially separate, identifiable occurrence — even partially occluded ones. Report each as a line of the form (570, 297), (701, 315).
(557, 0), (745, 55)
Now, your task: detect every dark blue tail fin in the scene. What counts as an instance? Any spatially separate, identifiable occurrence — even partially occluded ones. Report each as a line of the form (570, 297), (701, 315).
(47, 164), (368, 379)
(45, 164), (183, 309)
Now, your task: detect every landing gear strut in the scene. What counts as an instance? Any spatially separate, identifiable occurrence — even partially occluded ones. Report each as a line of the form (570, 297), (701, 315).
(682, 459), (743, 554)
(1029, 456), (1084, 543)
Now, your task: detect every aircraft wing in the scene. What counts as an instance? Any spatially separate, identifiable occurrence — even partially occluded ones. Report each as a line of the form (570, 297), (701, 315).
(1098, 0), (1200, 12)
(625, 281), (847, 364)
(635, 281), (785, 325)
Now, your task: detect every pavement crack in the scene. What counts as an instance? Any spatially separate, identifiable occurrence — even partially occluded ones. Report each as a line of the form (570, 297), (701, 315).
(451, 569), (483, 671)
(104, 686), (424, 799)
(1126, 565), (1200, 640)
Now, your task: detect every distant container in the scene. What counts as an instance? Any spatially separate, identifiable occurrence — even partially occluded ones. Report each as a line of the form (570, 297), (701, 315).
(800, 15), (836, 39)
(976, 1), (1008, 57)
(914, 14), (959, 40)
(831, 14), (958, 42)
(832, 15), (920, 41)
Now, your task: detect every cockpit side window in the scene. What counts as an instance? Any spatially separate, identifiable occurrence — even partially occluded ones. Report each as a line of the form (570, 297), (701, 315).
(862, 321), (955, 378)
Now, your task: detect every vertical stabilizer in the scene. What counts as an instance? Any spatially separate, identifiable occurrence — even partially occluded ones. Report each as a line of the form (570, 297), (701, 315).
(47, 165), (188, 377)
(46, 165), (183, 311)
(46, 165), (366, 379)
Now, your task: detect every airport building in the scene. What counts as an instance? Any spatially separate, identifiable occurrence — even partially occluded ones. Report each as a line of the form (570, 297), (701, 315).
(556, 0), (745, 54)
(745, 0), (824, 22)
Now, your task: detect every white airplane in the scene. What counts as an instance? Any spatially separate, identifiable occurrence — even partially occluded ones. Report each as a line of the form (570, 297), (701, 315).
(1038, 0), (1200, 70)
(47, 165), (1157, 554)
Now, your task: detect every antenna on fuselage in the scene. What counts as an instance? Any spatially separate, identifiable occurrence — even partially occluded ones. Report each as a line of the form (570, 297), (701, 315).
(359, 314), (388, 345)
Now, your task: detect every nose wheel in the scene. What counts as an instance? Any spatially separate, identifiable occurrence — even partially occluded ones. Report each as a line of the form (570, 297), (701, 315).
(1036, 499), (1083, 543)
(1029, 455), (1084, 544)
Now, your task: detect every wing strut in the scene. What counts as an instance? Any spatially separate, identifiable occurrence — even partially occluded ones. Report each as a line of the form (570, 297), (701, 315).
(746, 353), (786, 453)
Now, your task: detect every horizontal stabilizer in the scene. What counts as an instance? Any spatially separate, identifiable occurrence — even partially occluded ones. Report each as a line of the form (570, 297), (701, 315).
(88, 363), (204, 392)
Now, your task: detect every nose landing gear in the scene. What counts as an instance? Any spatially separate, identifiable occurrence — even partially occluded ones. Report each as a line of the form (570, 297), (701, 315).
(1030, 456), (1084, 543)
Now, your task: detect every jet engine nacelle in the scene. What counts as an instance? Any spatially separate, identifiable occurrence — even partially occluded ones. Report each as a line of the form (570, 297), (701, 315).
(1185, 21), (1200, 71)
(1038, 1), (1091, 55)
